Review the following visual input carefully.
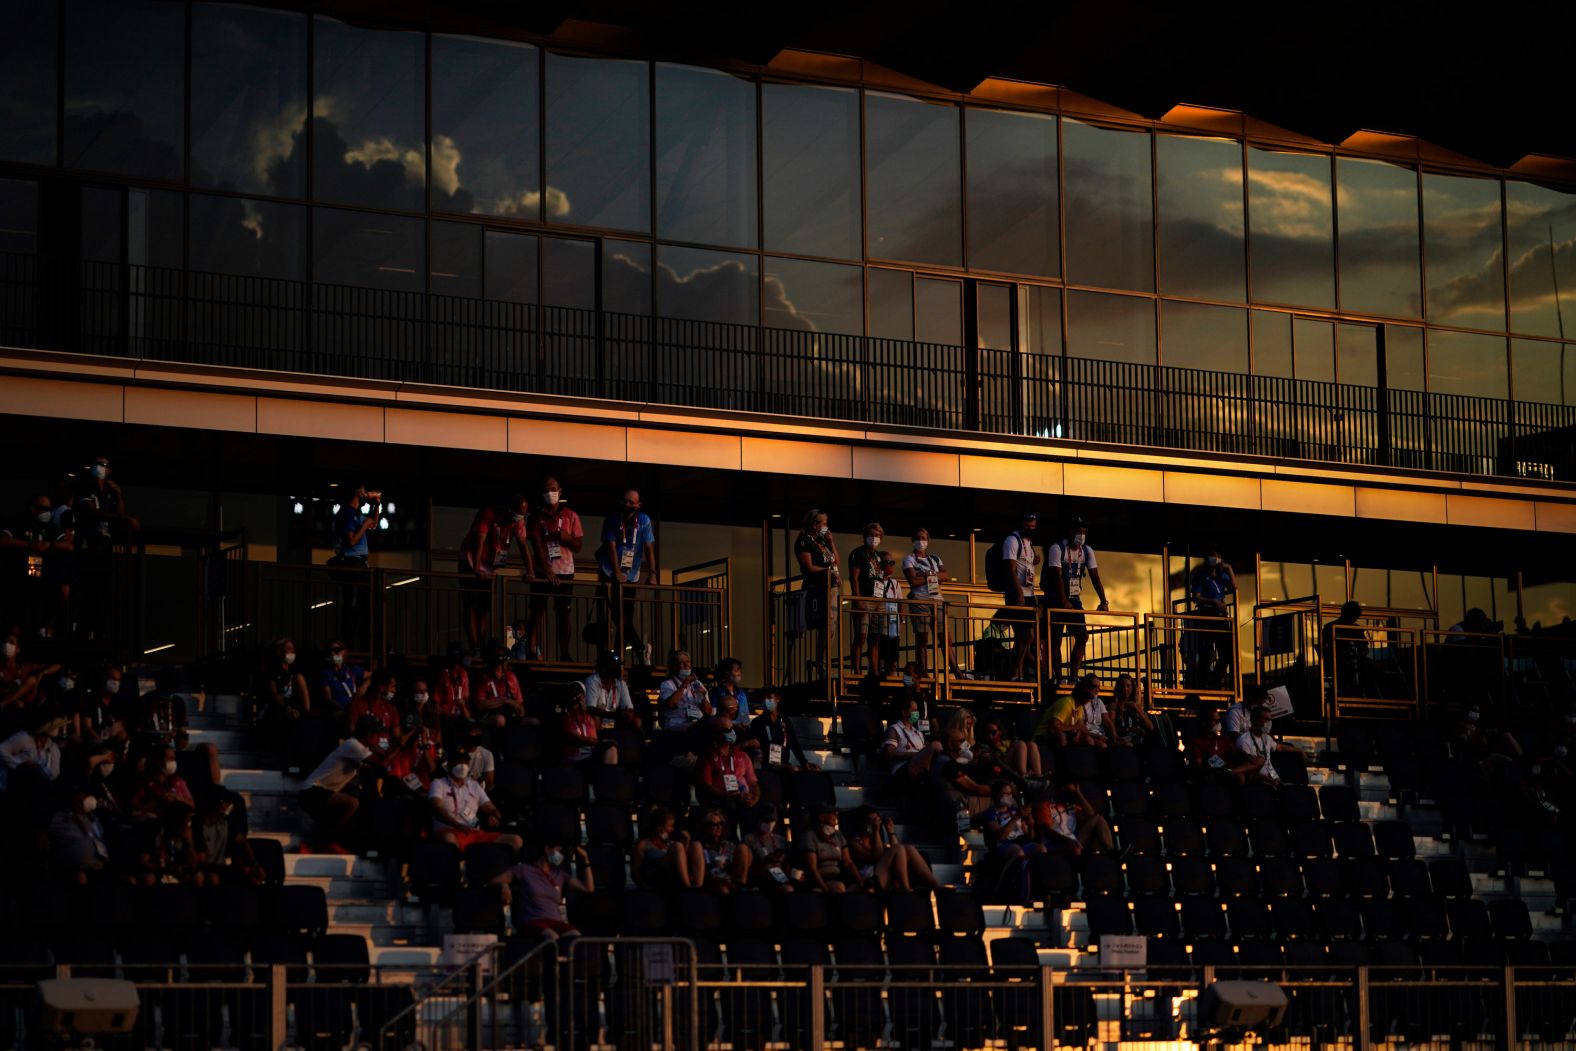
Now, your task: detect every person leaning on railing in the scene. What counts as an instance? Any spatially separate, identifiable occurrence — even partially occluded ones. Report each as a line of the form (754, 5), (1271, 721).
(527, 475), (584, 663)
(458, 493), (533, 652)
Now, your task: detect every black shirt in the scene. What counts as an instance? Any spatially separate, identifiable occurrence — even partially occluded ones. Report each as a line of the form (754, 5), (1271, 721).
(794, 533), (835, 576)
(752, 714), (810, 767)
(846, 545), (883, 598)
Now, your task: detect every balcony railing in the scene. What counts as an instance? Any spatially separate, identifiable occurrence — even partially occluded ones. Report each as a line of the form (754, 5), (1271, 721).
(3, 252), (1572, 481)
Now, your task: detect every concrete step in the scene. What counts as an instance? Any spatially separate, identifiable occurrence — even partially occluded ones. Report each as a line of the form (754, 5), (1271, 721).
(284, 853), (388, 880)
(187, 726), (256, 752)
(373, 946), (445, 968)
(329, 901), (433, 926)
(224, 768), (296, 793)
(286, 874), (396, 899)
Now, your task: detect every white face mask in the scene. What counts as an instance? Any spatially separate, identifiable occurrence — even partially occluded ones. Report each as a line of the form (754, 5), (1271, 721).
(283, 652), (295, 666)
(99, 763), (114, 779)
(998, 796), (1015, 808)
(1211, 723), (1222, 736)
(91, 464), (108, 480)
(450, 763), (470, 782)
(104, 679), (120, 695)
(677, 666), (692, 679)
(1556, 745), (1569, 759)
(544, 490), (560, 506)
(332, 654), (345, 667)
(1466, 711), (1480, 723)
(82, 796), (98, 814)
(1071, 533), (1087, 547)
(820, 823), (837, 838)
(59, 676), (76, 692)
(414, 692), (429, 705)
(865, 535), (881, 549)
(383, 690), (396, 702)
(2, 642), (15, 659)
(817, 525), (829, 538)
(547, 850), (565, 868)
(759, 820), (776, 834)
(511, 513), (525, 523)
(914, 539), (928, 552)
(163, 760), (178, 776)
(36, 510), (51, 523)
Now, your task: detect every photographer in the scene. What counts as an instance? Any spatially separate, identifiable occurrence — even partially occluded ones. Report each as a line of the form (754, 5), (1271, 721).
(330, 482), (382, 651)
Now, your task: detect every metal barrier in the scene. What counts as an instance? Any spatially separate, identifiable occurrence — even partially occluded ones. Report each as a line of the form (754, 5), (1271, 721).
(1423, 627), (1508, 708)
(1506, 632), (1576, 705)
(380, 569), (472, 663)
(1146, 611), (1241, 707)
(500, 576), (612, 669)
(767, 575), (838, 704)
(253, 561), (375, 662)
(1329, 623), (1420, 716)
(941, 597), (1041, 704)
(831, 594), (944, 695)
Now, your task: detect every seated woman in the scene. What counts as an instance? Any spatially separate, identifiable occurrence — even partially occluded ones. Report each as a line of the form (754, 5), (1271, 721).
(982, 779), (1044, 903)
(1032, 783), (1113, 857)
(976, 714), (1044, 781)
(845, 806), (938, 893)
(686, 806), (752, 894)
(1109, 674), (1156, 748)
(742, 803), (799, 892)
(800, 804), (860, 894)
(632, 805), (694, 891)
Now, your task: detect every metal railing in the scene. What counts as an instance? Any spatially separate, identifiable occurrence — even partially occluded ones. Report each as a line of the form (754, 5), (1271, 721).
(5, 251), (1575, 481)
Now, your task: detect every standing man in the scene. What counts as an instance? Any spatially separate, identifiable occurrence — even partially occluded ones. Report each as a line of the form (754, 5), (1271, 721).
(528, 476), (584, 662)
(902, 527), (951, 679)
(1042, 517), (1109, 685)
(330, 482), (382, 651)
(597, 490), (657, 667)
(1000, 512), (1041, 682)
(1188, 548), (1238, 688)
(458, 494), (533, 650)
(73, 455), (137, 641)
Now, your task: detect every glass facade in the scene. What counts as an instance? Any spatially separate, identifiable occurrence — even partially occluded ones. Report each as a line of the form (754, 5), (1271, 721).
(1, 0), (1571, 431)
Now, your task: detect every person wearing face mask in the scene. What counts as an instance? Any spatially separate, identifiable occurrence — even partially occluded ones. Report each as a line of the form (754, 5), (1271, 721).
(1235, 705), (1294, 785)
(793, 509), (840, 667)
(687, 806), (754, 893)
(847, 522), (887, 678)
(0, 708), (65, 790)
(491, 842), (594, 940)
(883, 697), (943, 783)
(296, 717), (388, 853)
(428, 750), (521, 851)
(458, 494), (533, 651)
(131, 743), (196, 822)
(997, 512), (1042, 682)
(0, 632), (57, 709)
(346, 669), (401, 747)
(1190, 705), (1253, 783)
(658, 650), (712, 733)
(261, 638), (310, 726)
(596, 489), (657, 667)
(472, 652), (527, 728)
(901, 528), (952, 678)
(708, 657), (752, 726)
(581, 651), (638, 732)
(982, 780), (1044, 899)
(325, 480), (384, 650)
(633, 806), (697, 891)
(72, 455), (137, 548)
(74, 665), (124, 745)
(317, 640), (366, 715)
(1042, 517), (1109, 685)
(1185, 548), (1237, 688)
(527, 475), (584, 662)
(49, 787), (111, 883)
(1, 492), (77, 638)
(750, 686), (817, 771)
(385, 677), (441, 788)
(800, 804), (859, 893)
(697, 725), (760, 826)
(562, 682), (620, 767)
(742, 804), (798, 892)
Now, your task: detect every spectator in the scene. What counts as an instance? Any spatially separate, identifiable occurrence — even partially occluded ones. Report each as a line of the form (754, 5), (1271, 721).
(72, 454), (138, 546)
(317, 640), (365, 715)
(171, 727), (227, 804)
(456, 725), (499, 793)
(873, 554), (904, 676)
(146, 808), (208, 887)
(1189, 706), (1259, 783)
(982, 779), (1044, 870)
(297, 716), (386, 854)
(633, 806), (695, 891)
(977, 713), (1045, 781)
(742, 804), (798, 892)
(459, 494), (532, 650)
(471, 653), (526, 728)
(433, 646), (473, 744)
(346, 668), (400, 744)
(49, 787), (110, 883)
(1235, 705), (1294, 785)
(1033, 784), (1114, 856)
(750, 686), (817, 771)
(260, 638), (310, 727)
(1, 492), (75, 637)
(846, 806), (938, 892)
(898, 660), (939, 713)
(329, 482), (381, 649)
(657, 650), (711, 732)
(1042, 517), (1109, 684)
(582, 651), (638, 729)
(131, 744), (196, 822)
(793, 509), (839, 669)
(1, 630), (54, 709)
(899, 528), (951, 678)
(196, 794), (264, 886)
(999, 512), (1040, 681)
(1109, 673), (1156, 748)
(77, 665), (128, 746)
(1187, 548), (1237, 687)
(597, 489), (657, 667)
(0, 708), (64, 789)
(697, 726), (760, 824)
(1321, 601), (1368, 696)
(933, 730), (993, 826)
(385, 683), (441, 791)
(847, 522), (886, 678)
(505, 620), (531, 661)
(1034, 675), (1109, 749)
(528, 475), (584, 662)
(492, 843), (594, 941)
(688, 806), (752, 894)
(1448, 607), (1501, 642)
(561, 683), (619, 767)
(1222, 684), (1267, 737)
(709, 657), (751, 725)
(428, 753), (522, 851)
(800, 804), (860, 893)
(945, 708), (977, 761)
(883, 697), (942, 782)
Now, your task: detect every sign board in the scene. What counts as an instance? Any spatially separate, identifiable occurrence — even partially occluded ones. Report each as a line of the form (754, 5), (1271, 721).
(642, 943), (676, 984)
(1098, 934), (1148, 970)
(441, 933), (498, 978)
(1263, 685), (1295, 720)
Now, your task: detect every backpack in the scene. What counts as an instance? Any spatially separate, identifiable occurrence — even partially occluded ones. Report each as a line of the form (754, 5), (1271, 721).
(983, 536), (1013, 593)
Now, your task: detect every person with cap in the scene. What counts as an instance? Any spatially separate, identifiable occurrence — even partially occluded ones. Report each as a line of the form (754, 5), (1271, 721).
(1042, 516), (1109, 685)
(297, 715), (388, 855)
(459, 493), (533, 650)
(491, 841), (594, 940)
(428, 749), (522, 851)
(800, 804), (860, 894)
(999, 512), (1041, 681)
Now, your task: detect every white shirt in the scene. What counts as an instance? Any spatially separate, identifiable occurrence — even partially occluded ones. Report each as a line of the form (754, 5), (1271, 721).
(305, 738), (372, 792)
(582, 675), (633, 712)
(1044, 802), (1078, 842)
(468, 745), (496, 784)
(1223, 703), (1252, 736)
(1001, 532), (1038, 595)
(1236, 731), (1280, 781)
(0, 731), (61, 780)
(1082, 697), (1109, 737)
(1046, 541), (1098, 600)
(903, 552), (945, 600)
(658, 675), (708, 729)
(884, 721), (927, 756)
(429, 776), (490, 831)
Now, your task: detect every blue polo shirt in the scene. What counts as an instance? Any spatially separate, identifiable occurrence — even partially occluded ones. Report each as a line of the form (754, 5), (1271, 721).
(318, 663), (365, 710)
(597, 512), (654, 583)
(334, 505), (369, 558)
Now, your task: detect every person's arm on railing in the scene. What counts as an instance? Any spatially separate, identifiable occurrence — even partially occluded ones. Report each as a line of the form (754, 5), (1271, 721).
(1088, 566), (1109, 612)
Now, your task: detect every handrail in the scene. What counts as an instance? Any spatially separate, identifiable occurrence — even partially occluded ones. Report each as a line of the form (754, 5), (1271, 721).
(372, 938), (510, 1045)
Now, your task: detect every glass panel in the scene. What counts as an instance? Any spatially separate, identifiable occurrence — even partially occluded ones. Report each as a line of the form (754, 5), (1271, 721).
(1521, 580), (1576, 633)
(313, 17), (424, 212)
(1251, 309), (1292, 377)
(1428, 329), (1507, 398)
(485, 230), (539, 304)
(80, 188), (122, 263)
(1385, 325), (1426, 390)
(543, 237), (596, 309)
(1506, 181), (1576, 338)
(915, 278), (963, 345)
(1064, 120), (1154, 292)
(865, 93), (961, 266)
(1293, 317), (1335, 383)
(1423, 174), (1505, 330)
(1337, 323), (1378, 387)
(1023, 285), (1062, 356)
(655, 64), (756, 248)
(312, 208), (423, 292)
(868, 268), (913, 340)
(761, 83), (859, 259)
(431, 35), (540, 218)
(763, 258), (863, 335)
(1021, 284), (1063, 438)
(656, 245), (756, 325)
(1066, 290), (1156, 364)
(0, 179), (39, 255)
(966, 108), (1058, 277)
(976, 284), (1012, 351)
(1248, 148), (1334, 308)
(0, 0), (57, 165)
(125, 188), (181, 269)
(1511, 339), (1574, 406)
(429, 221), (481, 299)
(192, 4), (307, 197)
(603, 240), (651, 315)
(1161, 300), (1247, 372)
(545, 53), (650, 233)
(64, 0), (184, 179)
(1157, 134), (1245, 301)
(1336, 157), (1421, 317)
